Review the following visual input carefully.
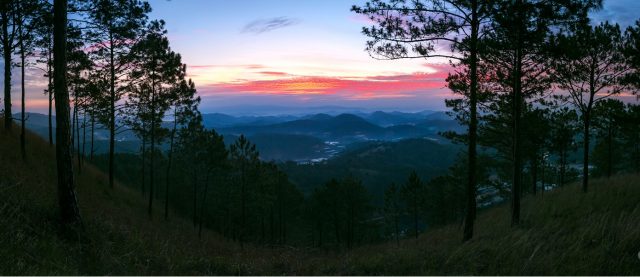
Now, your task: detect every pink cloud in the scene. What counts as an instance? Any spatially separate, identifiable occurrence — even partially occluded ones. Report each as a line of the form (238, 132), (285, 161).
(200, 70), (449, 100)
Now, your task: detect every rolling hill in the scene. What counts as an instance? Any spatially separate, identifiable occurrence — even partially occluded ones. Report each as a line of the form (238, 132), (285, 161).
(218, 112), (462, 142)
(219, 113), (386, 139)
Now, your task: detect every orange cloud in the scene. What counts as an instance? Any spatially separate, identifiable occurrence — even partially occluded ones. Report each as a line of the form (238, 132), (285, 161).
(200, 71), (449, 100)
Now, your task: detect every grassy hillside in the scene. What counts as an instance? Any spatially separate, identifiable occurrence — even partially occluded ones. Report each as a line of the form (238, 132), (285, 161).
(1, 123), (639, 275)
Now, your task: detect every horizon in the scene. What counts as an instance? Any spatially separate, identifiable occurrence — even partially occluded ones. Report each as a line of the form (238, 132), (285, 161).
(2, 0), (640, 115)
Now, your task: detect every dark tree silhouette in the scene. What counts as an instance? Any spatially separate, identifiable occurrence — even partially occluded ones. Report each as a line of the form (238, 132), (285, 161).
(547, 107), (579, 186)
(165, 74), (200, 220)
(401, 170), (423, 239)
(592, 99), (625, 178)
(624, 21), (640, 90)
(0, 0), (19, 130)
(343, 176), (370, 249)
(14, 0), (43, 159)
(229, 134), (259, 248)
(53, 0), (81, 225)
(85, 0), (151, 188)
(383, 182), (402, 246)
(33, 2), (54, 145)
(352, 0), (491, 242)
(195, 128), (227, 238)
(620, 103), (640, 173)
(549, 21), (630, 193)
(480, 0), (600, 226)
(127, 19), (183, 217)
(522, 108), (550, 195)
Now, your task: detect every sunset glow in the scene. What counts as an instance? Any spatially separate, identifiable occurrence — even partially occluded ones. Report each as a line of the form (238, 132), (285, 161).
(2, 0), (639, 114)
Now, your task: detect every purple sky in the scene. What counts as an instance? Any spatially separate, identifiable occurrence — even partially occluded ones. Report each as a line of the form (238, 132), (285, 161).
(2, 0), (640, 115)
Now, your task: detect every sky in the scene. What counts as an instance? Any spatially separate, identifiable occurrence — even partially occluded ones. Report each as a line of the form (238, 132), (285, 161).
(150, 0), (452, 114)
(3, 0), (640, 115)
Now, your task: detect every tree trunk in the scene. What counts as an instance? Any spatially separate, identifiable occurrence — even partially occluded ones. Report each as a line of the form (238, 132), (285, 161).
(582, 110), (591, 193)
(198, 173), (210, 238)
(82, 112), (86, 165)
(165, 117), (177, 220)
(395, 215), (399, 246)
(2, 8), (11, 131)
(53, 0), (81, 225)
(48, 46), (53, 145)
(541, 157), (545, 196)
(108, 32), (116, 188)
(413, 199), (418, 239)
(532, 156), (538, 195)
(560, 149), (566, 186)
(141, 135), (146, 195)
(463, 0), (479, 242)
(607, 126), (612, 178)
(334, 216), (340, 246)
(75, 104), (81, 173)
(192, 170), (198, 227)
(240, 161), (246, 248)
(71, 95), (75, 145)
(90, 113), (94, 160)
(261, 217), (265, 243)
(318, 221), (323, 247)
(269, 208), (274, 244)
(20, 27), (26, 159)
(635, 142), (639, 174)
(148, 80), (156, 218)
(511, 0), (523, 227)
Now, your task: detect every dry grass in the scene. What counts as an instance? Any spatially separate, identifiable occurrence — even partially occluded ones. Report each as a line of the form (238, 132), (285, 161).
(1, 120), (639, 275)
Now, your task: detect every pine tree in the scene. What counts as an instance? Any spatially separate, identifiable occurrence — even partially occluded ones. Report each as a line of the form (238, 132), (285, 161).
(165, 74), (200, 220)
(127, 19), (183, 217)
(620, 103), (640, 173)
(196, 128), (227, 238)
(547, 107), (579, 186)
(53, 0), (81, 225)
(591, 99), (626, 178)
(383, 182), (402, 246)
(0, 0), (19, 130)
(229, 135), (259, 247)
(342, 176), (370, 249)
(85, 0), (151, 188)
(14, 0), (43, 158)
(401, 171), (423, 239)
(480, 0), (600, 225)
(549, 21), (630, 192)
(352, 0), (491, 242)
(33, 3), (54, 145)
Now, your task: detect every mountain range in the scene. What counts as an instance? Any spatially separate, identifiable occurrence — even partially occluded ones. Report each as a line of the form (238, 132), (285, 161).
(17, 110), (463, 161)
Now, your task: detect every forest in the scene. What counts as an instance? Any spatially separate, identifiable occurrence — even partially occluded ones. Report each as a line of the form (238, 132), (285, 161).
(1, 0), (640, 275)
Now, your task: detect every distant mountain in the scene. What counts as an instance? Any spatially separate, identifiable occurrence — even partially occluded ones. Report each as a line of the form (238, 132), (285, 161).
(20, 111), (463, 160)
(423, 111), (452, 121)
(201, 113), (298, 128)
(219, 113), (386, 140)
(217, 111), (464, 143)
(14, 113), (52, 140)
(301, 113), (333, 121)
(363, 110), (436, 127)
(202, 110), (446, 129)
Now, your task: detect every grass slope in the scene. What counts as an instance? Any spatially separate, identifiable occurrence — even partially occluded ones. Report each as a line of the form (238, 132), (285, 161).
(1, 123), (639, 275)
